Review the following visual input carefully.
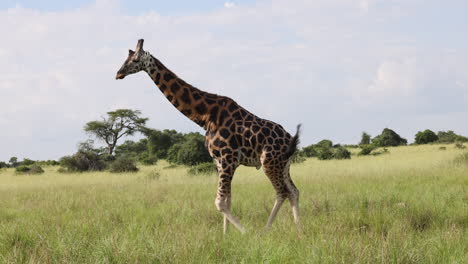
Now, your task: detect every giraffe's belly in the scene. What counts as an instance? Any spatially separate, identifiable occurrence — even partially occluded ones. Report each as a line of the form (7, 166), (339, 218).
(238, 152), (262, 169)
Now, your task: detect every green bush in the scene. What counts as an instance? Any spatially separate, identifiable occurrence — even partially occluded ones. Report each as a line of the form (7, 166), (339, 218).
(59, 150), (107, 172)
(15, 165), (31, 173)
(372, 147), (390, 156)
(358, 145), (390, 156)
(36, 160), (60, 166)
(438, 146), (446, 151)
(109, 157), (138, 173)
(138, 152), (158, 165)
(302, 145), (317, 157)
(15, 164), (44, 174)
(316, 139), (333, 149)
(333, 146), (351, 159)
(291, 151), (306, 163)
(317, 147), (333, 160)
(167, 132), (212, 166)
(358, 144), (376, 156)
(115, 139), (148, 157)
(188, 162), (217, 176)
(100, 153), (116, 163)
(48, 160), (60, 166)
(21, 158), (36, 166)
(115, 139), (158, 165)
(415, 129), (438, 144)
(437, 130), (468, 143)
(29, 165), (45, 174)
(146, 129), (184, 159)
(372, 128), (407, 147)
(454, 142), (466, 149)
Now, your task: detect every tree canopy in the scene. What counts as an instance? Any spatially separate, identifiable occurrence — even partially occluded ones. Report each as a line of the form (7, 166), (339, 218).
(372, 128), (407, 147)
(84, 109), (148, 155)
(415, 129), (438, 144)
(437, 130), (468, 143)
(359, 132), (371, 145)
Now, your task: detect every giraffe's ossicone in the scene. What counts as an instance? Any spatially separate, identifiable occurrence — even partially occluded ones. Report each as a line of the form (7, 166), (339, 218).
(116, 39), (301, 234)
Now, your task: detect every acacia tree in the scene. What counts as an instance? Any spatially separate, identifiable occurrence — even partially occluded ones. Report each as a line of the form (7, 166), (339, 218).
(84, 109), (148, 155)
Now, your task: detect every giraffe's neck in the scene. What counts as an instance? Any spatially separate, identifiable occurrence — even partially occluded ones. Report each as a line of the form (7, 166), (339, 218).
(142, 52), (232, 131)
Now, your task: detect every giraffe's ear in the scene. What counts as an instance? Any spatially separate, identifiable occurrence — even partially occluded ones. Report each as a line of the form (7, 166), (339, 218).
(128, 49), (135, 56)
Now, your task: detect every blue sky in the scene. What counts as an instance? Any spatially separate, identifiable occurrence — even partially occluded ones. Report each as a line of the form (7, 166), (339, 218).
(0, 0), (257, 14)
(0, 0), (467, 161)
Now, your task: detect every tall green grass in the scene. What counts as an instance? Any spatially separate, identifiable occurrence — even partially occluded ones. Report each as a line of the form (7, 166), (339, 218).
(0, 144), (467, 263)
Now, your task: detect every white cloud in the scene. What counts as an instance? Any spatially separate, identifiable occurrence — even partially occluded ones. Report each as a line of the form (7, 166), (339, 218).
(0, 0), (467, 160)
(359, 0), (370, 12)
(224, 2), (236, 8)
(368, 58), (423, 97)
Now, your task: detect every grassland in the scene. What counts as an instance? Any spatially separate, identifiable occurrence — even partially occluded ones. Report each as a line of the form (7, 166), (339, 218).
(0, 144), (467, 263)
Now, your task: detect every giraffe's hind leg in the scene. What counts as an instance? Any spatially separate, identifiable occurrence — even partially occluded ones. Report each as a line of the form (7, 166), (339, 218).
(265, 195), (286, 230)
(264, 162), (301, 230)
(285, 173), (301, 227)
(263, 162), (290, 229)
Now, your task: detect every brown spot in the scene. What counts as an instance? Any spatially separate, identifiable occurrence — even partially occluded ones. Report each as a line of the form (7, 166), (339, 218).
(210, 106), (219, 124)
(155, 73), (161, 85)
(218, 110), (229, 125)
(182, 109), (192, 116)
(219, 128), (230, 139)
(205, 98), (216, 105)
(195, 102), (207, 114)
(171, 82), (181, 93)
(193, 93), (202, 100)
(164, 72), (175, 82)
(181, 88), (191, 104)
(228, 102), (238, 112)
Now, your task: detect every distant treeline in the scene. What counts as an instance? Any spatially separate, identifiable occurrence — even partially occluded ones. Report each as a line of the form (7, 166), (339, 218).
(295, 128), (468, 160)
(2, 128), (467, 170)
(1, 109), (467, 170)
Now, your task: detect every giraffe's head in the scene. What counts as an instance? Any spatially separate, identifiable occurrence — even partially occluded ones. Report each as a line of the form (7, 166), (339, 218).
(116, 39), (147, 80)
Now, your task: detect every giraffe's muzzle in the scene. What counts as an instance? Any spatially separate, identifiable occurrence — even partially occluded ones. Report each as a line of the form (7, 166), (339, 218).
(115, 73), (126, 80)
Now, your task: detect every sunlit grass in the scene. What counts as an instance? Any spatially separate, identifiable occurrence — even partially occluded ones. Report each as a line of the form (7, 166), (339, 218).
(0, 144), (467, 263)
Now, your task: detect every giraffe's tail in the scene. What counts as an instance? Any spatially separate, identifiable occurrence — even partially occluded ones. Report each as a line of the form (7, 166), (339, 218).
(285, 124), (301, 159)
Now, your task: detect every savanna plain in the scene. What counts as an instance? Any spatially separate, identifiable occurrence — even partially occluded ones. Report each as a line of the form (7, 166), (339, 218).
(0, 144), (467, 263)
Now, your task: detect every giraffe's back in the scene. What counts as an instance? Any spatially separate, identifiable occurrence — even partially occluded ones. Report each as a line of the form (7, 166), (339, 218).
(206, 108), (293, 169)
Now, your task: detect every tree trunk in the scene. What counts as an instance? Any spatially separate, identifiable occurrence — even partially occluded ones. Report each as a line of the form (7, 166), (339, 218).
(108, 144), (115, 155)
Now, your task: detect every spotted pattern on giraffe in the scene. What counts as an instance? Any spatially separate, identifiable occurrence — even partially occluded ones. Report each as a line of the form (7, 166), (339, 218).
(115, 39), (301, 234)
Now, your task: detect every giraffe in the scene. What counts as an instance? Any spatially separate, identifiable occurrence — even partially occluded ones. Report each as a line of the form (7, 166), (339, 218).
(116, 39), (301, 234)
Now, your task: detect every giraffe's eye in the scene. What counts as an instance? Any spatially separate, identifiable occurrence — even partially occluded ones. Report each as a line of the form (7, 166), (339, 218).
(132, 58), (140, 63)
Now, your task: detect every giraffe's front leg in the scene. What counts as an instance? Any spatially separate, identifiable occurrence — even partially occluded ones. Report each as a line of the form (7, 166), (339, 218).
(223, 194), (231, 234)
(215, 163), (245, 234)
